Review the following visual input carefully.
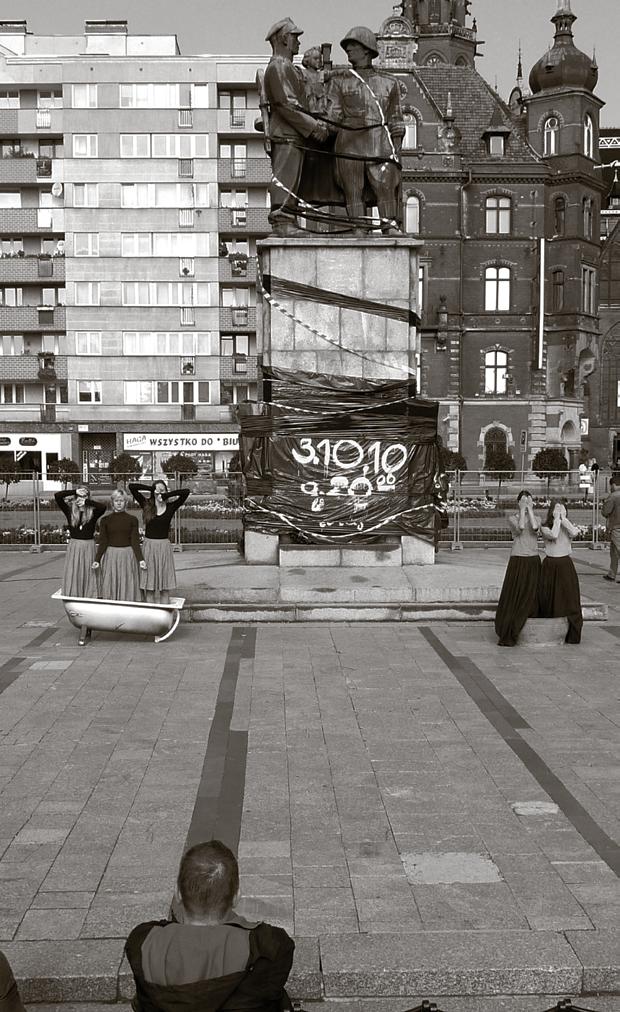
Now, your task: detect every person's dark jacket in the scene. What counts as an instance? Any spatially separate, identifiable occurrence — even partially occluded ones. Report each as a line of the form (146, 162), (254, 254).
(125, 917), (294, 1012)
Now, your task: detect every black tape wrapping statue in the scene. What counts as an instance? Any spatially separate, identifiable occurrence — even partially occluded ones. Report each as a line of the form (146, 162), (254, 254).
(237, 368), (445, 544)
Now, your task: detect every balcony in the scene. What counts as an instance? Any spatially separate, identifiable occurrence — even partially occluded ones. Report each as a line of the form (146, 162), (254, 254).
(220, 354), (259, 382)
(36, 156), (52, 177)
(180, 307), (195, 326)
(0, 154), (38, 184)
(179, 208), (194, 228)
(37, 352), (56, 381)
(181, 403), (196, 421)
(40, 404), (56, 423)
(219, 306), (256, 331)
(0, 354), (67, 382)
(218, 256), (257, 283)
(0, 305), (65, 331)
(1, 209), (63, 234)
(178, 158), (194, 178)
(216, 109), (260, 134)
(217, 157), (271, 185)
(0, 254), (64, 283)
(36, 109), (51, 129)
(178, 109), (193, 128)
(217, 206), (270, 234)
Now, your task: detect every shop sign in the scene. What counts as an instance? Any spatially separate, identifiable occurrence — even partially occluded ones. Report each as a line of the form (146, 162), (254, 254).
(0, 433), (62, 451)
(123, 433), (239, 452)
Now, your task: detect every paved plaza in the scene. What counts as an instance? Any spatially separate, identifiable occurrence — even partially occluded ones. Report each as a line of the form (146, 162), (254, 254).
(0, 548), (618, 1010)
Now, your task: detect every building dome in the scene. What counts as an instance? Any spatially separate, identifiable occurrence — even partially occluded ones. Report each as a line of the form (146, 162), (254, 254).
(529, 1), (597, 95)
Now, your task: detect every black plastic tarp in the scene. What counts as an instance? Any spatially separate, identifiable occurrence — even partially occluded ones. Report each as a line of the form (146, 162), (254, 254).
(237, 369), (445, 544)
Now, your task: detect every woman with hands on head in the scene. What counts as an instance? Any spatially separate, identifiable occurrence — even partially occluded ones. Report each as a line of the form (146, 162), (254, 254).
(91, 489), (146, 602)
(495, 490), (541, 647)
(128, 479), (189, 603)
(54, 484), (105, 598)
(539, 498), (583, 644)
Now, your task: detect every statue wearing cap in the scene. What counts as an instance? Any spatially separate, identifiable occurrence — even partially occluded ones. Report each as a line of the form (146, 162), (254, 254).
(324, 26), (405, 234)
(260, 17), (331, 236)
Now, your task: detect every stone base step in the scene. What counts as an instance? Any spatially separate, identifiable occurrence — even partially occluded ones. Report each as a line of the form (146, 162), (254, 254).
(185, 603), (608, 624)
(279, 542), (403, 567)
(27, 1000), (619, 1012)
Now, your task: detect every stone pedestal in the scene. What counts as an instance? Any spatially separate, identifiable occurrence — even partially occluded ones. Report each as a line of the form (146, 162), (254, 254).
(402, 535), (435, 566)
(245, 531), (278, 565)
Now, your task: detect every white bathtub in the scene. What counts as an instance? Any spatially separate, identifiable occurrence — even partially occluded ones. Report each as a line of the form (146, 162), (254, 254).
(51, 590), (185, 644)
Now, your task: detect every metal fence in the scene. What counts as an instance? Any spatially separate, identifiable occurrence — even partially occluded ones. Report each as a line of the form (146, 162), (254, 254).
(441, 469), (615, 550)
(0, 471), (243, 550)
(0, 468), (615, 552)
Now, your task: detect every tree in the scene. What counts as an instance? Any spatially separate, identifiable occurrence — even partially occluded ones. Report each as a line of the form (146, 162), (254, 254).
(1, 459), (21, 500)
(108, 453), (141, 487)
(161, 453), (198, 480)
(439, 447), (467, 473)
(47, 457), (80, 489)
(532, 447), (568, 495)
(485, 447), (515, 501)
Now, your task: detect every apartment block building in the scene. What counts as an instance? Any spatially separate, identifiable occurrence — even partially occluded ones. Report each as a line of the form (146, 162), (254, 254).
(0, 19), (269, 480)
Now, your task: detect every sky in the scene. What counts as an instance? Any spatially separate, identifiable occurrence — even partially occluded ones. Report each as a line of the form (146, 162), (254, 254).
(3, 0), (617, 124)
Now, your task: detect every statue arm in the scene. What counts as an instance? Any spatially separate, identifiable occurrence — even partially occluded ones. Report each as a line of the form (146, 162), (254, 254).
(387, 83), (405, 141)
(265, 62), (324, 138)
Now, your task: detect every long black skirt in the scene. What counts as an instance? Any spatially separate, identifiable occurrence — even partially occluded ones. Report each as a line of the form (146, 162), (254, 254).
(495, 555), (541, 646)
(539, 555), (583, 644)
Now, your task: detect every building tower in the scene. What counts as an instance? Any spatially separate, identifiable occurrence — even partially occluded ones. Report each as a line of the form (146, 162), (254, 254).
(406, 0), (477, 68)
(526, 0), (605, 463)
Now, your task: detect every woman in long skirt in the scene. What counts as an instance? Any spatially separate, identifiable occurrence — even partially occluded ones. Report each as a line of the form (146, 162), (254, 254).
(54, 485), (105, 597)
(92, 490), (146, 602)
(129, 480), (189, 603)
(495, 490), (541, 646)
(539, 499), (583, 644)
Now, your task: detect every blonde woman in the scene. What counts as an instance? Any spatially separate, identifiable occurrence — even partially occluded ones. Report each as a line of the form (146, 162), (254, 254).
(92, 490), (146, 602)
(54, 485), (105, 597)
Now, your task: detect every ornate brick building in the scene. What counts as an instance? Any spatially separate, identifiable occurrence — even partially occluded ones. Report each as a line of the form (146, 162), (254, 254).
(379, 0), (605, 471)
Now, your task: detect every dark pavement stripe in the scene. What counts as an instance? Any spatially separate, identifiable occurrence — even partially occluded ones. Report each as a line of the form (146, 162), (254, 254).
(185, 626), (256, 854)
(0, 555), (60, 582)
(602, 626), (620, 639)
(420, 626), (620, 878)
(0, 656), (26, 694)
(26, 627), (58, 647)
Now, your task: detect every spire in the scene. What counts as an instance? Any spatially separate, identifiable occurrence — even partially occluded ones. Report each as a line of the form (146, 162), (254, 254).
(551, 0), (577, 45)
(516, 41), (523, 86)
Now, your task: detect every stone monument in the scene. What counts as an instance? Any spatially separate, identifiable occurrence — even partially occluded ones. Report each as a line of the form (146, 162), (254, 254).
(240, 20), (443, 567)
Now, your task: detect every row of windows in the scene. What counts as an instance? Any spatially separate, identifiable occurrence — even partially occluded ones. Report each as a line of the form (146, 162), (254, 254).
(543, 114), (595, 159)
(0, 84), (213, 109)
(0, 380), (254, 407)
(0, 287), (65, 307)
(73, 134), (210, 159)
(405, 194), (597, 238)
(72, 233), (215, 257)
(73, 282), (215, 306)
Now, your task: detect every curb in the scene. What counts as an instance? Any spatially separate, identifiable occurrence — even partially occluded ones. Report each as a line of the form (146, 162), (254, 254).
(183, 602), (609, 624)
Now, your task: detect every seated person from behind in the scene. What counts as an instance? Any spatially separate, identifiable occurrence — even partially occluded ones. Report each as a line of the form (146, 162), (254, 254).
(125, 840), (294, 1012)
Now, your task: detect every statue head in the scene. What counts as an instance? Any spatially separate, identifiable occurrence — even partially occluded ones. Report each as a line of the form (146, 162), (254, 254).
(340, 26), (378, 68)
(302, 46), (322, 71)
(265, 16), (303, 58)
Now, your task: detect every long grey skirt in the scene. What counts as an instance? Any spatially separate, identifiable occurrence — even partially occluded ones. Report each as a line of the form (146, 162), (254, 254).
(63, 538), (99, 598)
(140, 537), (177, 592)
(100, 546), (141, 602)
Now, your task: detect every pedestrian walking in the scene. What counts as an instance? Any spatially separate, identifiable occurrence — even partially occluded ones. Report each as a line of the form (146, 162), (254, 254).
(495, 490), (541, 647)
(601, 476), (620, 583)
(539, 499), (583, 644)
(54, 485), (105, 598)
(128, 480), (189, 603)
(92, 489), (146, 602)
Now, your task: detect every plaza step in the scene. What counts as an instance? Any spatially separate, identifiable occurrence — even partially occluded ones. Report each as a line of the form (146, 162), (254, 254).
(184, 602), (608, 624)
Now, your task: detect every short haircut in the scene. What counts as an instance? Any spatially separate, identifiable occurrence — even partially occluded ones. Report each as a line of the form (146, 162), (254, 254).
(178, 840), (239, 918)
(516, 490), (531, 502)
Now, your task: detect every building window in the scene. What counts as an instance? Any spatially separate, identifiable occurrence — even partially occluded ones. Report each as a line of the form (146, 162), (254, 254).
(0, 192), (22, 208)
(1, 383), (25, 404)
(124, 380), (210, 404)
(488, 135), (505, 157)
(74, 282), (100, 306)
(581, 265), (597, 314)
(151, 134), (209, 158)
(76, 332), (102, 355)
(583, 114), (594, 159)
(551, 269), (565, 311)
(484, 351), (509, 394)
(405, 195), (420, 234)
(38, 90), (62, 109)
(220, 143), (247, 178)
(484, 267), (510, 312)
(484, 425), (508, 458)
(221, 384), (253, 405)
(74, 233), (100, 257)
(123, 332), (211, 355)
(543, 116), (559, 156)
(221, 287), (251, 308)
(0, 91), (19, 109)
(120, 134), (151, 158)
(402, 114), (417, 150)
(121, 282), (212, 307)
(72, 84), (98, 108)
(553, 195), (566, 236)
(72, 134), (98, 158)
(120, 83), (179, 108)
(78, 381), (102, 403)
(73, 183), (99, 207)
(485, 195), (511, 234)
(583, 197), (594, 239)
(122, 233), (153, 257)
(221, 334), (249, 356)
(0, 287), (23, 307)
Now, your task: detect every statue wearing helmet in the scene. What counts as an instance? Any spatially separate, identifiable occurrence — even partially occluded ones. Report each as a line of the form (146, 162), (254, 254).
(325, 26), (405, 234)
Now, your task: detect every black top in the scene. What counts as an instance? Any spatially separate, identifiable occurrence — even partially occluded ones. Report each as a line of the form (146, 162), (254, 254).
(129, 483), (190, 539)
(54, 490), (105, 540)
(95, 510), (144, 563)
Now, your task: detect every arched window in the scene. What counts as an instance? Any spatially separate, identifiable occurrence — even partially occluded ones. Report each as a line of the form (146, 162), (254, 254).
(405, 194), (420, 234)
(485, 267), (510, 312)
(402, 113), (417, 150)
(485, 195), (511, 234)
(543, 116), (559, 156)
(554, 195), (566, 236)
(583, 197), (594, 239)
(484, 424), (508, 455)
(583, 114), (594, 159)
(552, 269), (564, 311)
(484, 355), (508, 395)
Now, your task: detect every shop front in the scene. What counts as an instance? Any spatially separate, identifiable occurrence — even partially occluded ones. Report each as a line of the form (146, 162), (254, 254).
(122, 432), (240, 478)
(0, 432), (67, 483)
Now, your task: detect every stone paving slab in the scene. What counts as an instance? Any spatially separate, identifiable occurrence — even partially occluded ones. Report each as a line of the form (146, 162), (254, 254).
(27, 1002), (620, 1012)
(0, 550), (618, 1002)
